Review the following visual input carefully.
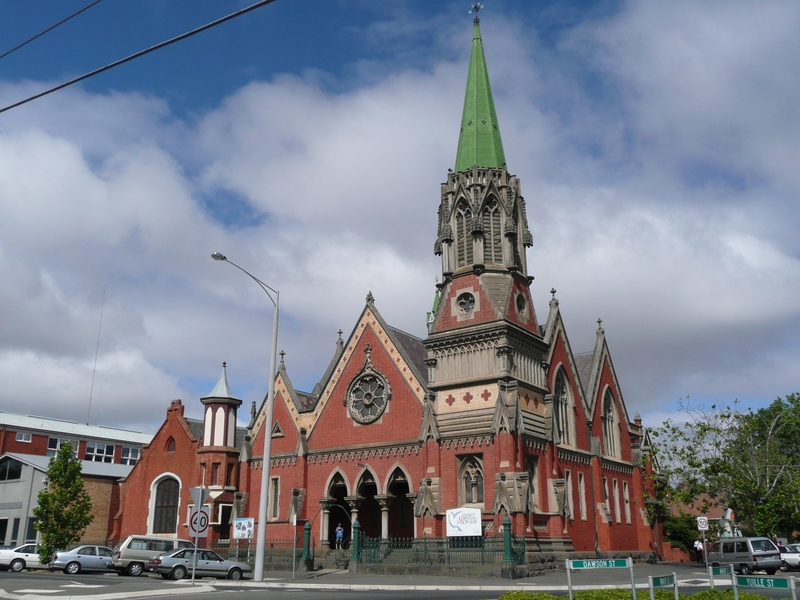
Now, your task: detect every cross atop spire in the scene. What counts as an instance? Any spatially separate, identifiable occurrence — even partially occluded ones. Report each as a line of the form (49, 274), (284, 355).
(470, 2), (484, 23)
(454, 10), (505, 173)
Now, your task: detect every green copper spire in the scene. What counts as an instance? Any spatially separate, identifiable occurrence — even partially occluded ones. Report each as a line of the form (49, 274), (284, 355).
(454, 18), (506, 173)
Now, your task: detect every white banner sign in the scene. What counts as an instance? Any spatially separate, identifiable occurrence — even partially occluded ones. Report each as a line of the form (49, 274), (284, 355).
(446, 507), (482, 537)
(233, 517), (255, 539)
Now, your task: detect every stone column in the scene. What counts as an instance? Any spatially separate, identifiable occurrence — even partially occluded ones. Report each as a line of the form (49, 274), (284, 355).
(319, 499), (331, 545)
(345, 496), (362, 531)
(376, 495), (392, 540)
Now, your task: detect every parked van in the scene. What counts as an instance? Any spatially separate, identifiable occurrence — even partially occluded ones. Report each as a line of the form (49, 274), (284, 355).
(707, 537), (782, 575)
(111, 535), (194, 576)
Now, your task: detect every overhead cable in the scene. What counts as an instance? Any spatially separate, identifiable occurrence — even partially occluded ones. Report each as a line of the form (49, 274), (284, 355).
(0, 0), (279, 115)
(0, 0), (104, 62)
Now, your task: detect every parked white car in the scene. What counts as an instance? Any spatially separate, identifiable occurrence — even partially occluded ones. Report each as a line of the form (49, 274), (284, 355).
(780, 544), (800, 570)
(0, 544), (44, 572)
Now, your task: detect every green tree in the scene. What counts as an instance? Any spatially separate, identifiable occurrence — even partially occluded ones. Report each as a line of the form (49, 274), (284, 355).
(651, 394), (800, 539)
(33, 442), (94, 564)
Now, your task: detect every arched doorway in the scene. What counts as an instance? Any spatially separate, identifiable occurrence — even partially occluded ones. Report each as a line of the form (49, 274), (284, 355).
(387, 469), (414, 539)
(356, 472), (381, 539)
(326, 473), (350, 549)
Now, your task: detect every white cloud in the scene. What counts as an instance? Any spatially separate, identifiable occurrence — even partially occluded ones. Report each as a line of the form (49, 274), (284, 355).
(0, 2), (799, 434)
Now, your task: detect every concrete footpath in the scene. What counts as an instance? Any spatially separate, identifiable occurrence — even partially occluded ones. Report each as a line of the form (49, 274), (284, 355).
(206, 562), (742, 592)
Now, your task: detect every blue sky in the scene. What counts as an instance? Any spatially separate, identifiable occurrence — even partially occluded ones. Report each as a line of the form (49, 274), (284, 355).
(1, 0), (798, 432)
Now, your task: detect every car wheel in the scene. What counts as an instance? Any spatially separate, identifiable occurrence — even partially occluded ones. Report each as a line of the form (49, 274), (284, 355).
(740, 564), (753, 575)
(9, 559), (24, 573)
(765, 568), (777, 575)
(227, 568), (242, 580)
(127, 562), (144, 576)
(782, 561), (788, 571)
(64, 561), (81, 575)
(171, 565), (187, 580)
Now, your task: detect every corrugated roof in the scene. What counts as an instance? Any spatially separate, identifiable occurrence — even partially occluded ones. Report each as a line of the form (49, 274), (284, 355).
(0, 412), (152, 445)
(3, 452), (134, 478)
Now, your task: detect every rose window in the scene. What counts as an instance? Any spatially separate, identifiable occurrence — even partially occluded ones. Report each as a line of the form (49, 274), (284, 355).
(347, 373), (390, 424)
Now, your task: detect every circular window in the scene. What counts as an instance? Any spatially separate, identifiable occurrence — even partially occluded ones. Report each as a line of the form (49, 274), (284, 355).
(347, 373), (390, 424)
(457, 292), (476, 314)
(516, 294), (527, 316)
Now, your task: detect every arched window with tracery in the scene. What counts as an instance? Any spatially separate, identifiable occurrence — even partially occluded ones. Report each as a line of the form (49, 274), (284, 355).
(459, 456), (484, 505)
(165, 437), (176, 452)
(153, 477), (179, 534)
(553, 370), (574, 446)
(455, 201), (473, 268)
(602, 390), (620, 458)
(481, 199), (502, 264)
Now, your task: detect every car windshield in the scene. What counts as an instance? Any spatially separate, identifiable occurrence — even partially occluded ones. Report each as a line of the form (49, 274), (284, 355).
(751, 539), (777, 552)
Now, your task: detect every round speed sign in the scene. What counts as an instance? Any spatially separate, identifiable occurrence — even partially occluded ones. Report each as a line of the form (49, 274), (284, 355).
(697, 516), (709, 531)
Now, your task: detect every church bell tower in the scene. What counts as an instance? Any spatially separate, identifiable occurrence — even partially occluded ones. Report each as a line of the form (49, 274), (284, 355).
(424, 13), (549, 443)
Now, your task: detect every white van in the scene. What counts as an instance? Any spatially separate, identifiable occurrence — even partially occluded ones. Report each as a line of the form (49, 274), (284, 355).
(111, 535), (194, 576)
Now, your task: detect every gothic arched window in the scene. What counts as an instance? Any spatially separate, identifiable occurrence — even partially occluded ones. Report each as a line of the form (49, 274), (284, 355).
(455, 201), (473, 268)
(553, 370), (574, 446)
(459, 456), (484, 505)
(153, 477), (179, 534)
(481, 199), (502, 264)
(602, 390), (620, 458)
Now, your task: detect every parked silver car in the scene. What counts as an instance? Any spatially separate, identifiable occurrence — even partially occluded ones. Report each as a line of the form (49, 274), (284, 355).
(50, 545), (114, 574)
(707, 536), (782, 575)
(0, 544), (44, 572)
(148, 548), (250, 580)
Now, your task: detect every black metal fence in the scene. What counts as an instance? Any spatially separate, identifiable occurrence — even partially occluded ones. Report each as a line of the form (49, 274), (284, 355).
(360, 534), (526, 566)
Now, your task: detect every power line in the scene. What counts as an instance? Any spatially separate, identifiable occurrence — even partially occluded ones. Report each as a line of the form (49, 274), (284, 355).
(0, 0), (279, 115)
(0, 0), (104, 62)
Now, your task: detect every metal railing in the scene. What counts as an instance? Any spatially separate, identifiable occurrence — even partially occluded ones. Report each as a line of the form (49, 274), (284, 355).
(360, 534), (525, 566)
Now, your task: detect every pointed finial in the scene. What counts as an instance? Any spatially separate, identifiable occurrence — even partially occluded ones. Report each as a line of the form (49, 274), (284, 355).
(279, 350), (286, 367)
(250, 401), (256, 420)
(597, 318), (603, 331)
(222, 361), (227, 368)
(364, 343), (372, 364)
(470, 2), (484, 23)
(550, 288), (556, 299)
(336, 329), (344, 353)
(337, 329), (343, 339)
(366, 291), (375, 305)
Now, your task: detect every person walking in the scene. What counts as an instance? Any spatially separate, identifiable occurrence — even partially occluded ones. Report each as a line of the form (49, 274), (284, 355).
(694, 539), (704, 564)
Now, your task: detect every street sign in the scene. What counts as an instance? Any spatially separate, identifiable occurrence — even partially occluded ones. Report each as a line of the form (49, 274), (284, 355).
(736, 576), (790, 589)
(652, 574), (676, 587)
(711, 564), (733, 576)
(189, 506), (210, 538)
(567, 557), (635, 600)
(569, 558), (630, 569)
(697, 516), (709, 531)
(189, 487), (211, 509)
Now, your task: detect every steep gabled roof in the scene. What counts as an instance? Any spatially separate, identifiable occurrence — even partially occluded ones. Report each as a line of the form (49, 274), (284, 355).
(387, 326), (426, 385)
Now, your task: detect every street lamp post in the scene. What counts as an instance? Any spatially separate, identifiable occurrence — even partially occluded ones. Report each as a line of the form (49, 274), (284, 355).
(211, 251), (278, 582)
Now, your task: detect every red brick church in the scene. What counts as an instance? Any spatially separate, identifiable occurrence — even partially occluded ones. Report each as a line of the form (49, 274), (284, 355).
(112, 16), (658, 556)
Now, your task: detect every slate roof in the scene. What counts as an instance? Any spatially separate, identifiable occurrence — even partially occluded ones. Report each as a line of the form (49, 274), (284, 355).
(184, 418), (248, 451)
(294, 391), (318, 413)
(387, 326), (427, 385)
(573, 352), (594, 397)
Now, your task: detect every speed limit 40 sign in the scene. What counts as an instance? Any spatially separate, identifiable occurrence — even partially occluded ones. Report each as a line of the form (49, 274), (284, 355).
(189, 506), (211, 538)
(697, 516), (709, 531)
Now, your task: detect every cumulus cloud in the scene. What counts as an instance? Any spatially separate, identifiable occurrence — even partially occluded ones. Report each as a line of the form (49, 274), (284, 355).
(0, 1), (798, 434)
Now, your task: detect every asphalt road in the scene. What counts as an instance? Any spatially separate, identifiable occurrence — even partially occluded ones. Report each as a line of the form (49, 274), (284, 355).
(0, 564), (798, 600)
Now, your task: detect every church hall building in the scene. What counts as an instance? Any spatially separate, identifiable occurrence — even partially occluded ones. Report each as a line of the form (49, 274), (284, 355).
(112, 16), (658, 556)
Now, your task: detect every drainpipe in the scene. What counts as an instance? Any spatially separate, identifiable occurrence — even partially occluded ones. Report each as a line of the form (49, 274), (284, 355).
(587, 421), (600, 557)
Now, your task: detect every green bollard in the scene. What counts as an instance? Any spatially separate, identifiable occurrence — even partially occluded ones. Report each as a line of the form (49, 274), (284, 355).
(503, 514), (513, 563)
(300, 521), (311, 561)
(351, 519), (361, 562)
